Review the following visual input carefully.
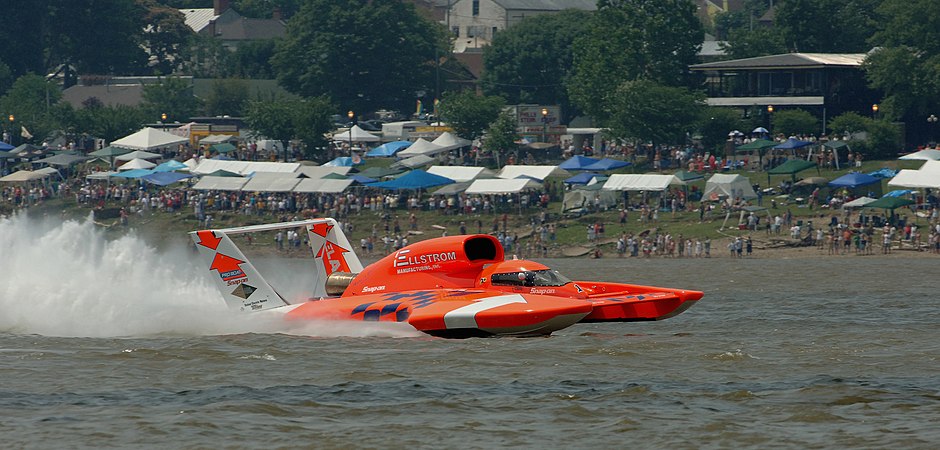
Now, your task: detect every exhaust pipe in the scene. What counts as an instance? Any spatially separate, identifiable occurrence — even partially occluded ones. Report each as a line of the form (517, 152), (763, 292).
(325, 272), (358, 296)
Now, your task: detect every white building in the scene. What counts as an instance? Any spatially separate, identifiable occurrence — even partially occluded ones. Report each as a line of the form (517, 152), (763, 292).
(447, 0), (596, 52)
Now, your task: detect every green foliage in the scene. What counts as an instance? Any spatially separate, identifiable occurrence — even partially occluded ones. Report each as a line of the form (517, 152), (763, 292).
(775, 0), (879, 53)
(141, 77), (202, 122)
(272, 0), (449, 114)
(205, 79), (250, 116)
(480, 10), (592, 122)
(770, 109), (819, 136)
(141, 2), (194, 75)
(0, 74), (63, 143)
(828, 112), (870, 136)
(606, 80), (705, 146)
(850, 119), (902, 160)
(697, 107), (744, 153)
(0, 60), (13, 97)
(483, 111), (519, 167)
(720, 27), (787, 59)
(568, 0), (703, 122)
(245, 97), (334, 161)
(228, 40), (278, 79)
(234, 0), (301, 19)
(76, 104), (148, 143)
(437, 91), (505, 141)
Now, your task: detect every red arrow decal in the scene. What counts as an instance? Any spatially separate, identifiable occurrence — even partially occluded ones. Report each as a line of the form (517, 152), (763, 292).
(309, 222), (333, 238)
(316, 241), (350, 274)
(196, 230), (222, 250)
(210, 252), (247, 281)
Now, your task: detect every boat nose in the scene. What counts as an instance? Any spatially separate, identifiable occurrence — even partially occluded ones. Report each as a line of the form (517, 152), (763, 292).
(678, 290), (704, 302)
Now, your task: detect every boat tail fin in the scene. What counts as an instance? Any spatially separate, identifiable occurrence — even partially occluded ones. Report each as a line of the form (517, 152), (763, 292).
(305, 218), (364, 297)
(190, 227), (289, 312)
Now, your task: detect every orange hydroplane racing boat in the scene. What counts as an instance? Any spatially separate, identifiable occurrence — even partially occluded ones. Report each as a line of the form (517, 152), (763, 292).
(190, 218), (702, 338)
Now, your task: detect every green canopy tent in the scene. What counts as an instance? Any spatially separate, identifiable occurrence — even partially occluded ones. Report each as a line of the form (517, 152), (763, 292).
(210, 143), (238, 154)
(766, 159), (818, 184)
(864, 196), (915, 225)
(735, 139), (777, 171)
(204, 169), (242, 177)
(321, 172), (348, 180)
(88, 146), (133, 169)
(821, 140), (851, 169)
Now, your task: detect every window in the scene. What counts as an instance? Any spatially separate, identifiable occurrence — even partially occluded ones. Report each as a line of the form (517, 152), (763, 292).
(472, 0), (479, 16)
(491, 270), (572, 287)
(452, 26), (460, 37)
(467, 25), (485, 38)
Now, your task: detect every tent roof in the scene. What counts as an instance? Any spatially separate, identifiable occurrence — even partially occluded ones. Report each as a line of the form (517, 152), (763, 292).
(241, 174), (302, 192)
(773, 137), (814, 149)
(118, 158), (156, 170)
(199, 134), (237, 144)
(0, 170), (51, 182)
(396, 138), (445, 157)
(497, 165), (570, 181)
(864, 196), (914, 209)
(88, 146), (132, 158)
(558, 155), (600, 170)
(369, 169), (454, 190)
(736, 139), (776, 151)
(898, 148), (940, 161)
(296, 166), (351, 179)
(767, 159), (816, 175)
(465, 178), (542, 194)
(703, 173), (758, 199)
(111, 168), (155, 178)
(887, 169), (940, 188)
(211, 142), (237, 153)
(564, 172), (602, 184)
(671, 170), (704, 185)
(366, 140), (411, 157)
(33, 153), (91, 167)
(115, 150), (161, 161)
(331, 125), (381, 142)
(393, 154), (435, 169)
(192, 176), (249, 191)
(843, 196), (876, 208)
(359, 166), (403, 178)
(432, 181), (473, 195)
(432, 131), (471, 148)
(154, 160), (188, 172)
(426, 165), (495, 182)
(582, 158), (631, 171)
(828, 172), (880, 188)
(111, 127), (188, 150)
(823, 140), (850, 149)
(293, 178), (354, 193)
(142, 171), (194, 186)
(192, 160), (300, 176)
(602, 174), (673, 191)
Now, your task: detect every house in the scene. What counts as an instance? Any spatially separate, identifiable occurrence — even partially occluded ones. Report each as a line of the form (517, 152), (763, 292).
(690, 52), (880, 132)
(180, 0), (286, 50)
(447, 0), (596, 52)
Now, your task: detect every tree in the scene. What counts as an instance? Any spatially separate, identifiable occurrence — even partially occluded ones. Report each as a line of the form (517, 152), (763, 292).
(140, 77), (202, 122)
(568, 0), (703, 123)
(606, 80), (705, 147)
(140, 1), (193, 75)
(697, 107), (745, 154)
(77, 104), (148, 143)
(437, 91), (505, 141)
(482, 111), (519, 168)
(205, 79), (250, 117)
(775, 0), (880, 53)
(770, 109), (819, 136)
(228, 40), (278, 79)
(272, 0), (449, 114)
(480, 10), (593, 122)
(720, 27), (787, 59)
(245, 97), (334, 161)
(0, 74), (63, 143)
(828, 112), (870, 137)
(234, 0), (301, 19)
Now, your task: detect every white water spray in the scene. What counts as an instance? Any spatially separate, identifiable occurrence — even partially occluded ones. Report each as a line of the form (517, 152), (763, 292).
(0, 214), (418, 338)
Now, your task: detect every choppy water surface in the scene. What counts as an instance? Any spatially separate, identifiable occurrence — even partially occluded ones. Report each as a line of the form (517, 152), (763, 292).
(1, 215), (938, 449)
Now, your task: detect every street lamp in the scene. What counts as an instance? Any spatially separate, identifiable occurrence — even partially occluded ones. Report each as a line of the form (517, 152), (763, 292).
(541, 108), (549, 143)
(872, 104), (879, 118)
(7, 114), (14, 146)
(928, 114), (938, 146)
(765, 105), (773, 133)
(347, 110), (354, 153)
(161, 112), (167, 123)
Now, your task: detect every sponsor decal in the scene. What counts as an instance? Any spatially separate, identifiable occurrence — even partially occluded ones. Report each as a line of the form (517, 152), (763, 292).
(362, 285), (386, 293)
(393, 250), (458, 273)
(530, 288), (556, 295)
(210, 252), (247, 282)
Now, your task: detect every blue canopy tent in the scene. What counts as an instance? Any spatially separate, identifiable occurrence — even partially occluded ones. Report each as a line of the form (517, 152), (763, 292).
(868, 168), (898, 179)
(559, 155), (600, 170)
(773, 138), (814, 150)
(111, 169), (155, 179)
(0, 142), (14, 151)
(582, 158), (631, 171)
(883, 189), (913, 198)
(564, 172), (602, 185)
(366, 141), (411, 157)
(324, 156), (363, 167)
(349, 174), (377, 184)
(141, 171), (194, 186)
(369, 169), (454, 190)
(829, 172), (882, 197)
(153, 160), (188, 172)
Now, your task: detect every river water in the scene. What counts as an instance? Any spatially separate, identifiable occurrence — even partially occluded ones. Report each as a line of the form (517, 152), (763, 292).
(1, 215), (938, 448)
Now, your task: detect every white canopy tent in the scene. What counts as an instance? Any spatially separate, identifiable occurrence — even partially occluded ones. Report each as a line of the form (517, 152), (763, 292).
(393, 154), (435, 169)
(843, 196), (877, 208)
(0, 170), (52, 182)
(85, 171), (119, 180)
(115, 150), (162, 161)
(432, 132), (471, 148)
(295, 166), (352, 179)
(293, 178), (354, 193)
(111, 127), (189, 151)
(396, 138), (446, 157)
(331, 125), (381, 143)
(496, 165), (570, 181)
(898, 149), (940, 161)
(465, 178), (542, 194)
(191, 160), (300, 176)
(118, 158), (157, 170)
(602, 174), (673, 191)
(199, 134), (237, 145)
(241, 173), (302, 192)
(192, 176), (249, 191)
(703, 174), (758, 200)
(426, 166), (495, 182)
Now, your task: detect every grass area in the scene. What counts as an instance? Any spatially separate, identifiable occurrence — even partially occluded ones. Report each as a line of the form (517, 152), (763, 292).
(4, 157), (926, 256)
